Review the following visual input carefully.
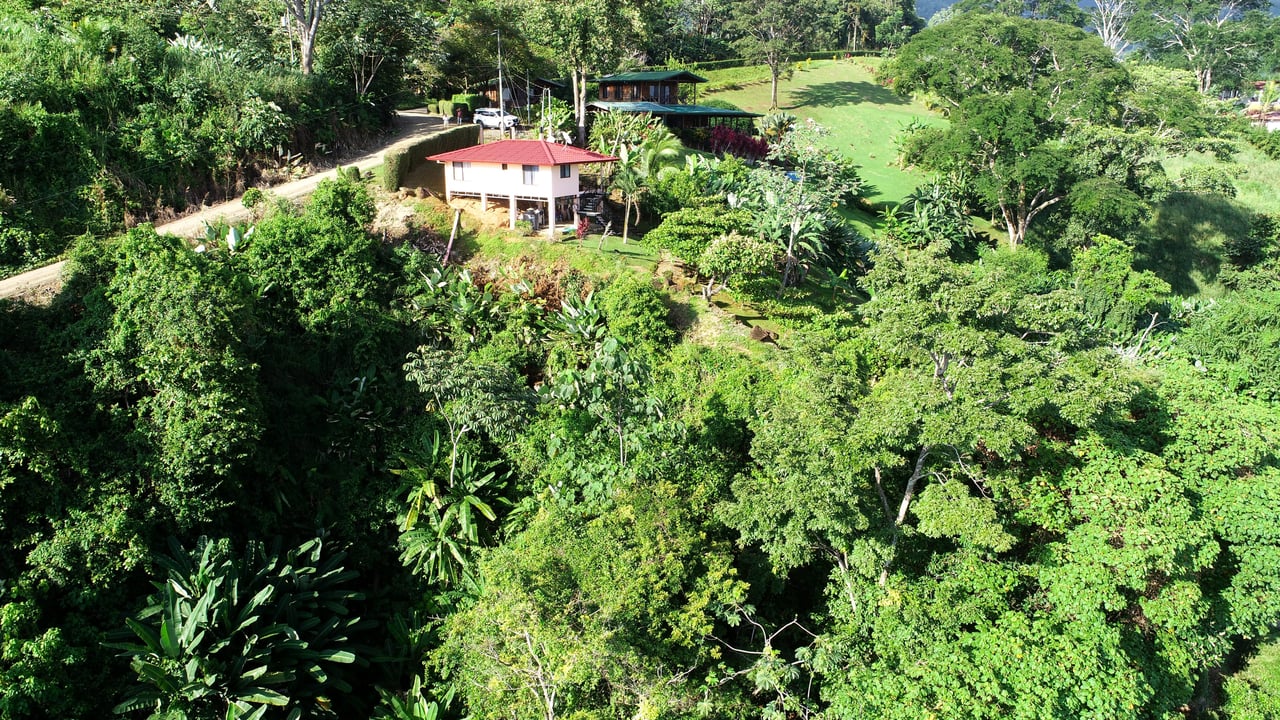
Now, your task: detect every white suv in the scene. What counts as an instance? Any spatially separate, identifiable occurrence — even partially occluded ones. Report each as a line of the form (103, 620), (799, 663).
(473, 108), (519, 129)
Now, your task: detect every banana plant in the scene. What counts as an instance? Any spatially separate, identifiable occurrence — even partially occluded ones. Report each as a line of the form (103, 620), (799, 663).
(111, 536), (366, 719)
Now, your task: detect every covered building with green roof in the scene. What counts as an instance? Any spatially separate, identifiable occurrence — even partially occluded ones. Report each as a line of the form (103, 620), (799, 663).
(588, 70), (760, 131)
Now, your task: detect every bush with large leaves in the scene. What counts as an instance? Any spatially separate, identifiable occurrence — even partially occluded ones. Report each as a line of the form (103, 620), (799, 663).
(112, 536), (367, 720)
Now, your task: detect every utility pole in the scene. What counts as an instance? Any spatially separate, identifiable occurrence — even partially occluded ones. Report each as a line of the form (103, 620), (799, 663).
(496, 28), (506, 139)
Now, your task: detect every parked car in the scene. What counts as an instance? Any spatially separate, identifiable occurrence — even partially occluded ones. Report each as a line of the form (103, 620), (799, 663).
(473, 108), (520, 129)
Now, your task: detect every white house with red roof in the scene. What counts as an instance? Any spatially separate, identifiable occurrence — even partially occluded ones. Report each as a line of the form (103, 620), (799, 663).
(426, 139), (616, 237)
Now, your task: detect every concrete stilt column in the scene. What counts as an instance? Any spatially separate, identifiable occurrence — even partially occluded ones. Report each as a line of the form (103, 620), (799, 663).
(480, 191), (488, 210)
(509, 196), (517, 229)
(547, 195), (556, 238)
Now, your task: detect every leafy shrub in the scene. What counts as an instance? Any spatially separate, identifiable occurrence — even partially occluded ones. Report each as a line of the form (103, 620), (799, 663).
(597, 274), (675, 351)
(439, 100), (456, 119)
(697, 231), (777, 299)
(1245, 125), (1280, 160)
(240, 187), (265, 208)
(1179, 290), (1280, 402)
(1225, 212), (1279, 267)
(308, 177), (375, 228)
(644, 167), (722, 217)
(1177, 164), (1242, 196)
(642, 205), (755, 264)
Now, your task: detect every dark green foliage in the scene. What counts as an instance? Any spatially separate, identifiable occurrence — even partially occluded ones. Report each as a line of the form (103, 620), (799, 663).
(0, 10), (392, 272)
(642, 205), (754, 264)
(83, 228), (264, 526)
(1225, 213), (1279, 268)
(112, 535), (368, 719)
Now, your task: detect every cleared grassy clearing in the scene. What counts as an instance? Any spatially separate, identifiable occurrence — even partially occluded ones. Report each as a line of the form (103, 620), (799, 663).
(705, 58), (945, 204)
(1163, 146), (1280, 215)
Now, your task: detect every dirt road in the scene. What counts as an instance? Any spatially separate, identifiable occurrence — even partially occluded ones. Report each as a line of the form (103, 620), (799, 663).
(0, 108), (448, 304)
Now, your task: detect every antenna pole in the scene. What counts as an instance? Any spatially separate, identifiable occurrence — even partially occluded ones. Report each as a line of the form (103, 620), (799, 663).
(496, 28), (506, 139)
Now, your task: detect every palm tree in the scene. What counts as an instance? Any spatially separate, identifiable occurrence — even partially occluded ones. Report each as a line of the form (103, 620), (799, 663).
(610, 128), (683, 243)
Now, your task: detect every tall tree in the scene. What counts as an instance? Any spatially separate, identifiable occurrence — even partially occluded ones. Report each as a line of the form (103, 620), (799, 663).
(727, 0), (823, 109)
(1133, 0), (1269, 92)
(1090, 0), (1136, 53)
(283, 0), (328, 74)
(519, 0), (647, 144)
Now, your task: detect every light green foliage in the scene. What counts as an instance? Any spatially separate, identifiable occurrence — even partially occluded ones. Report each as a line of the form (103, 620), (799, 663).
(643, 205), (755, 263)
(729, 124), (866, 289)
(1130, 0), (1270, 93)
(240, 208), (390, 336)
(696, 231), (777, 299)
(596, 274), (675, 353)
(112, 536), (366, 719)
(307, 176), (376, 228)
(436, 483), (747, 720)
(1178, 164), (1243, 196)
(912, 482), (1014, 552)
(889, 13), (1151, 247)
(1121, 65), (1225, 148)
(543, 337), (661, 467)
(1219, 639), (1280, 720)
(1071, 235), (1171, 345)
(885, 13), (1127, 121)
(881, 180), (974, 253)
(1178, 290), (1280, 402)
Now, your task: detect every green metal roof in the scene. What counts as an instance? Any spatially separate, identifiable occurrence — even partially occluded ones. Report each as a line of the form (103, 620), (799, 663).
(589, 101), (761, 118)
(592, 70), (707, 84)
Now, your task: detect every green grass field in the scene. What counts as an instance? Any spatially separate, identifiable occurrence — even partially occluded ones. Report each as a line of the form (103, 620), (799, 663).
(1163, 146), (1280, 215)
(705, 58), (945, 204)
(1138, 144), (1280, 297)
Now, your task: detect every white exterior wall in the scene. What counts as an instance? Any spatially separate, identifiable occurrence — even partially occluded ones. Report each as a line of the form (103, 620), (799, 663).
(551, 164), (580, 198)
(445, 161), (579, 199)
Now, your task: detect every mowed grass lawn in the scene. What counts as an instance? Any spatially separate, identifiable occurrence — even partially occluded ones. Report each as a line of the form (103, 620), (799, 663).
(705, 58), (945, 204)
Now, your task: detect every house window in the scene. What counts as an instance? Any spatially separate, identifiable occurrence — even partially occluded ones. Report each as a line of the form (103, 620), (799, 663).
(648, 83), (657, 99)
(559, 164), (571, 179)
(522, 164), (538, 185)
(502, 163), (508, 170)
(601, 85), (610, 100)
(452, 161), (469, 180)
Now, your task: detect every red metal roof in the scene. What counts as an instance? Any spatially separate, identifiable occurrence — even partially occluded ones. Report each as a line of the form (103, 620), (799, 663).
(427, 139), (617, 165)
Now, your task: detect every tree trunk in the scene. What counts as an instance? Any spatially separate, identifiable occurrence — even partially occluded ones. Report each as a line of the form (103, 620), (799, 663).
(769, 65), (781, 110)
(284, 0), (325, 75)
(622, 195), (630, 244)
(879, 446), (932, 586)
(573, 69), (588, 145)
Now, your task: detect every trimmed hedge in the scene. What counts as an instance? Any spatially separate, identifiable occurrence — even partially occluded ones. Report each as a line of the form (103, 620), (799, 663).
(451, 93), (488, 113)
(381, 124), (481, 191)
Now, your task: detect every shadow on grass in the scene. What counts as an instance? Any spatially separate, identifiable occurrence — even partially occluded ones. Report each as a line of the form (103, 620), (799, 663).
(1134, 192), (1251, 297)
(785, 81), (907, 109)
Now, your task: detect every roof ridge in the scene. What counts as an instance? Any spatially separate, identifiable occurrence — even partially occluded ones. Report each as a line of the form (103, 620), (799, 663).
(540, 139), (556, 165)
